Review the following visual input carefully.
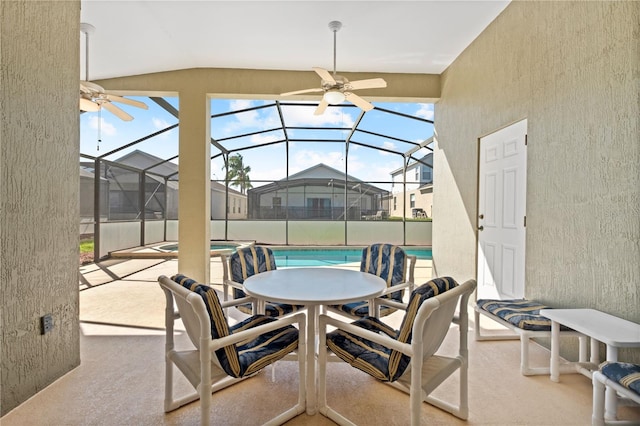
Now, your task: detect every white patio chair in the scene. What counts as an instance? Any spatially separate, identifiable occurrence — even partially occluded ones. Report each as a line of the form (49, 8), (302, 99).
(220, 245), (303, 317)
(326, 243), (416, 320)
(318, 277), (476, 426)
(158, 274), (306, 426)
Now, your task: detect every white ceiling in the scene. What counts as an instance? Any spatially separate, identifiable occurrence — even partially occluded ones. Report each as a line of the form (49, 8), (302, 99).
(80, 1), (509, 81)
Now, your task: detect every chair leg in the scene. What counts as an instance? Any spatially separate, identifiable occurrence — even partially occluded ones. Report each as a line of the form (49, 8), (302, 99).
(164, 353), (174, 412)
(410, 362), (422, 426)
(592, 372), (606, 426)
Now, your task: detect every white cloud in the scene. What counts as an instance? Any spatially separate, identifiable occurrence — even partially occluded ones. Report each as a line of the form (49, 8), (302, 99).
(281, 104), (355, 127)
(378, 141), (397, 156)
(250, 133), (280, 144)
(88, 116), (117, 136)
(415, 103), (434, 121)
(152, 117), (174, 139)
(289, 149), (345, 174)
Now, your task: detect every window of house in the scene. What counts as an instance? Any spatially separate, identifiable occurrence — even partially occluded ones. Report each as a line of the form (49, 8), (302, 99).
(422, 168), (432, 183)
(393, 196), (397, 210)
(233, 198), (236, 214)
(410, 194), (415, 208)
(273, 197), (281, 208)
(415, 168), (419, 181)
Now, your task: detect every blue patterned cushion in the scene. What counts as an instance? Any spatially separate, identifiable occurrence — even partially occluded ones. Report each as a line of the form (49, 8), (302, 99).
(327, 277), (458, 382)
(476, 299), (569, 331)
(601, 362), (640, 395)
(229, 246), (301, 317)
(331, 243), (408, 318)
(171, 274), (298, 378)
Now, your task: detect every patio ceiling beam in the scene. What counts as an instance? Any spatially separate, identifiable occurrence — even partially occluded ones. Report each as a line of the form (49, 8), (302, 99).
(211, 102), (275, 119)
(355, 128), (417, 145)
(98, 122), (179, 158)
(226, 139), (287, 153)
(349, 139), (403, 157)
(215, 127), (283, 143)
(375, 106), (434, 124)
(404, 136), (434, 157)
(144, 154), (179, 174)
(286, 126), (351, 131)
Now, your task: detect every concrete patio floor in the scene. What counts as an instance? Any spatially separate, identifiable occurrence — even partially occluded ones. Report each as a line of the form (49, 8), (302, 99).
(3, 256), (639, 425)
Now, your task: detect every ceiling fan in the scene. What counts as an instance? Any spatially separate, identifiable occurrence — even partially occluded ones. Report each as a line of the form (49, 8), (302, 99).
(79, 23), (147, 121)
(280, 21), (387, 115)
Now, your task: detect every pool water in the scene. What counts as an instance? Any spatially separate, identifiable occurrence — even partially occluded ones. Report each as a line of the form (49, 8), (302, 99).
(271, 248), (432, 267)
(158, 243), (239, 252)
(157, 243), (431, 267)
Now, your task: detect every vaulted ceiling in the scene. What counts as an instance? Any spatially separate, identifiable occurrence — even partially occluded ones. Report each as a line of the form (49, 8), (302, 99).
(80, 1), (509, 81)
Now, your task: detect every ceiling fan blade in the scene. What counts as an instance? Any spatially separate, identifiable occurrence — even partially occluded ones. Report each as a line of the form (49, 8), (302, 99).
(80, 81), (105, 94)
(313, 67), (336, 84)
(345, 78), (387, 91)
(79, 97), (100, 112)
(105, 94), (149, 110)
(314, 98), (329, 115)
(280, 87), (324, 97)
(102, 102), (134, 121)
(345, 92), (374, 112)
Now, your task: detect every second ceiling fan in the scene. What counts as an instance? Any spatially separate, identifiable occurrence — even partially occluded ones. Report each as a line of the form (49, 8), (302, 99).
(281, 21), (387, 115)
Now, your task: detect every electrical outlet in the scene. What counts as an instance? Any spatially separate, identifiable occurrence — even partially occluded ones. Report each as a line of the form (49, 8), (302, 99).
(41, 314), (53, 335)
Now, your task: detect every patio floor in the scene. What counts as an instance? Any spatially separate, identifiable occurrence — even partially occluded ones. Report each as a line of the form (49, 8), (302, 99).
(3, 257), (639, 425)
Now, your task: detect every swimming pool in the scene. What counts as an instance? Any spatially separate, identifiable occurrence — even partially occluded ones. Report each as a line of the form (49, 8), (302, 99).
(271, 247), (432, 267)
(154, 243), (431, 267)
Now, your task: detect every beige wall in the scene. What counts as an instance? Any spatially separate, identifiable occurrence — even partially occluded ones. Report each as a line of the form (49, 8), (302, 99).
(1, 1), (81, 415)
(434, 2), (639, 361)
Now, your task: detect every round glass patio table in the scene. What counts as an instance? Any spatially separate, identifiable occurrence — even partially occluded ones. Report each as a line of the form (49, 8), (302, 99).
(243, 267), (386, 415)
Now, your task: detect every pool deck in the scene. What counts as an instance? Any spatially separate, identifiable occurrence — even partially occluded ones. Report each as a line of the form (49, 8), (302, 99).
(80, 251), (434, 290)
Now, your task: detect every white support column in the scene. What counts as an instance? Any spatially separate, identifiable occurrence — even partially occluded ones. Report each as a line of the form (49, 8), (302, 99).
(178, 89), (211, 283)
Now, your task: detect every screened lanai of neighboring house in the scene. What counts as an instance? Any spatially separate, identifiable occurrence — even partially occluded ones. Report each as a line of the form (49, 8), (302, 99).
(80, 97), (435, 260)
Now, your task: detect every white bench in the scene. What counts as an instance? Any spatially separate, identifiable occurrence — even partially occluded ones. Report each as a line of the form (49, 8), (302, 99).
(474, 299), (587, 376)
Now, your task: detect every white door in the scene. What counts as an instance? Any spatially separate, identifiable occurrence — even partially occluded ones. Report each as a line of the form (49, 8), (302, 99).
(477, 119), (527, 300)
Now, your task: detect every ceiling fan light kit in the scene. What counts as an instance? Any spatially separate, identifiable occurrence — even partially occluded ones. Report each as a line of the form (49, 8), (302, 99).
(324, 89), (346, 105)
(280, 20), (386, 115)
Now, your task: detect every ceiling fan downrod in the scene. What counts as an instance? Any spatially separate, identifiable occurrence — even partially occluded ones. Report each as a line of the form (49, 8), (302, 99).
(328, 20), (342, 76)
(80, 23), (96, 82)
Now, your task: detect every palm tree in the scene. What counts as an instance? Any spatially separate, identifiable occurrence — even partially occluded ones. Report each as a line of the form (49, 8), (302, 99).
(223, 153), (252, 194)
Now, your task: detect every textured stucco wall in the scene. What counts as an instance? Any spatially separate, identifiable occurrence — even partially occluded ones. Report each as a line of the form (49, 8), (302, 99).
(433, 1), (639, 361)
(1, 1), (81, 415)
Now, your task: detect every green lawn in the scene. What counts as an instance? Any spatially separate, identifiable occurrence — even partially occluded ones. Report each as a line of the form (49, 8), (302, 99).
(80, 239), (94, 254)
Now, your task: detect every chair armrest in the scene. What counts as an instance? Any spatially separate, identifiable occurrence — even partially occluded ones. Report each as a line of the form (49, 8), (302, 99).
(372, 298), (407, 311)
(220, 295), (256, 310)
(319, 314), (411, 356)
(407, 255), (417, 289)
(223, 279), (244, 291)
(210, 312), (306, 350)
(378, 281), (412, 297)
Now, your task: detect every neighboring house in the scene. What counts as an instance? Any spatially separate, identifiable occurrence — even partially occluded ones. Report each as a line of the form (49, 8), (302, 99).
(246, 163), (389, 220)
(389, 153), (433, 218)
(80, 150), (246, 221)
(79, 166), (110, 235)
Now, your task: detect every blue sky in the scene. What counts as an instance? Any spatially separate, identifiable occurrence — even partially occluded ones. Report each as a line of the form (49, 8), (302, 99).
(80, 98), (434, 188)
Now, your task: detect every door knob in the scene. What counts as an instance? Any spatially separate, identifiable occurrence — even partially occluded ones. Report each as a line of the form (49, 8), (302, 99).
(479, 214), (484, 219)
(478, 226), (484, 231)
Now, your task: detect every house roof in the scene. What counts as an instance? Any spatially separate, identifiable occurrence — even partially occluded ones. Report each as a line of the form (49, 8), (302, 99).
(113, 150), (243, 195)
(286, 163), (362, 182)
(248, 162), (386, 196)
